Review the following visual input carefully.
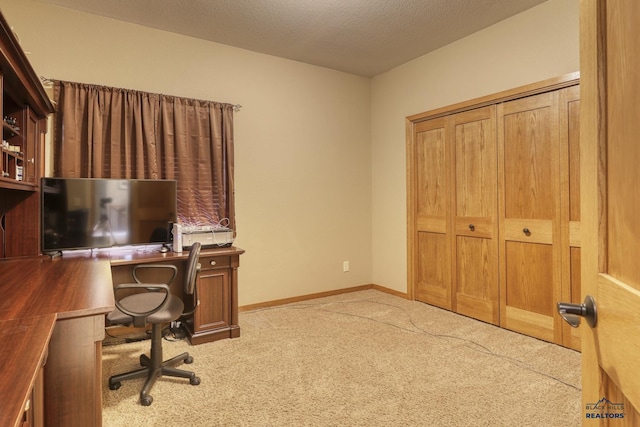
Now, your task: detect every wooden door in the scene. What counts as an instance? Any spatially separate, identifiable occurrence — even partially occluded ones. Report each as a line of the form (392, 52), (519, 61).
(194, 268), (230, 333)
(411, 117), (452, 310)
(450, 106), (499, 324)
(580, 0), (640, 423)
(560, 85), (582, 350)
(497, 91), (563, 344)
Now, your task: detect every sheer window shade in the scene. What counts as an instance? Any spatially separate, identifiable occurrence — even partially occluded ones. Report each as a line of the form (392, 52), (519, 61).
(52, 80), (235, 230)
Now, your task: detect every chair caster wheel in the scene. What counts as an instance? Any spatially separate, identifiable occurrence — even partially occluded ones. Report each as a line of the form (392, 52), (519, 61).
(141, 395), (153, 406)
(185, 355), (194, 364)
(190, 376), (201, 386)
(109, 381), (121, 391)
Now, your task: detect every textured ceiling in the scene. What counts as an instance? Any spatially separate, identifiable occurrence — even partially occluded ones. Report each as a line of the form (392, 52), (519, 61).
(34, 0), (547, 77)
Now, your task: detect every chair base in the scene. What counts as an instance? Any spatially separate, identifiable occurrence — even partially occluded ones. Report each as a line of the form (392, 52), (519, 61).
(108, 323), (200, 406)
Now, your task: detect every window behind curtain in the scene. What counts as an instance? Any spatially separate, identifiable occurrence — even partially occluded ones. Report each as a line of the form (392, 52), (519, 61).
(52, 80), (236, 231)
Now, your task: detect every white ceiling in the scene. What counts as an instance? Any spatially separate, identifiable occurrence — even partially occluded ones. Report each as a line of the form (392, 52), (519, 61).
(34, 0), (547, 77)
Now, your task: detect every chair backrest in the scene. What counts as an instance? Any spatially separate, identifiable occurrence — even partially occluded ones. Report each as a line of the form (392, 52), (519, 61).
(183, 242), (201, 295)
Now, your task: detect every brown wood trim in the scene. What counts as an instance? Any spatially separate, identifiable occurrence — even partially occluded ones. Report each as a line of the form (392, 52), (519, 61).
(186, 326), (237, 345)
(406, 72), (580, 123)
(239, 284), (408, 312)
(405, 117), (416, 301)
(371, 284), (410, 299)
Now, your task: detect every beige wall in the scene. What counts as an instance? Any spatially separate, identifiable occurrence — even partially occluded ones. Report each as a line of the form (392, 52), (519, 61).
(0, 0), (373, 306)
(0, 0), (579, 304)
(370, 0), (579, 293)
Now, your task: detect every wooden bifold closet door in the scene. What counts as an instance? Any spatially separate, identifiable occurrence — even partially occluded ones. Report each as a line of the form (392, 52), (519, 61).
(412, 106), (499, 324)
(413, 117), (452, 310)
(497, 91), (562, 343)
(450, 106), (498, 325)
(496, 86), (580, 348)
(408, 74), (581, 349)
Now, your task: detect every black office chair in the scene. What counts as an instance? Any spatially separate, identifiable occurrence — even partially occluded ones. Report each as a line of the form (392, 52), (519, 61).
(107, 242), (203, 406)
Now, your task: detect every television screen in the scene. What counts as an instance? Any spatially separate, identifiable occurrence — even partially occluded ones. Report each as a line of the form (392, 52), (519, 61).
(41, 177), (178, 252)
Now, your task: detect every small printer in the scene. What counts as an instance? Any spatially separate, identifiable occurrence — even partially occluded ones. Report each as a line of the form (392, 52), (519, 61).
(180, 225), (234, 249)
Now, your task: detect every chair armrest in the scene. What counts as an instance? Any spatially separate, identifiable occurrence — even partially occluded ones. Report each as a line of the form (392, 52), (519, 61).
(113, 283), (170, 319)
(132, 264), (178, 285)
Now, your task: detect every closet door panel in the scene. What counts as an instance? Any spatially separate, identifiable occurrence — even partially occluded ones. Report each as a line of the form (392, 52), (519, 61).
(416, 119), (447, 220)
(505, 241), (554, 316)
(498, 91), (562, 344)
(453, 113), (494, 218)
(413, 118), (451, 310)
(502, 98), (555, 220)
(568, 97), (581, 224)
(455, 236), (495, 323)
(415, 232), (450, 308)
(450, 106), (498, 324)
(503, 241), (555, 342)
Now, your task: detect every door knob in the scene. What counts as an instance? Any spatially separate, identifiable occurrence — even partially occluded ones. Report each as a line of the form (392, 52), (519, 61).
(557, 295), (597, 328)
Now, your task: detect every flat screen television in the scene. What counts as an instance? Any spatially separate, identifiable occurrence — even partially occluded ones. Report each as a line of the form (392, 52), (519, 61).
(41, 177), (178, 252)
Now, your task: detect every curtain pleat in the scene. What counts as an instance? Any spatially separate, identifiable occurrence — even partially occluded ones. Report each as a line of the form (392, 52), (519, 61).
(52, 80), (235, 230)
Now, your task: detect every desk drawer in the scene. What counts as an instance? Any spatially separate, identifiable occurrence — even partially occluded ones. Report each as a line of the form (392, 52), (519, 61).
(199, 255), (230, 270)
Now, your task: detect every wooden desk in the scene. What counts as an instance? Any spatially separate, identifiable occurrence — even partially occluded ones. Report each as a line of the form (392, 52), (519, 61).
(108, 246), (245, 344)
(0, 257), (115, 427)
(0, 246), (243, 426)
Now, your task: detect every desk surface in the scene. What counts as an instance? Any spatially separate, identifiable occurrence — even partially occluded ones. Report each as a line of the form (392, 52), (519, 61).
(0, 256), (115, 321)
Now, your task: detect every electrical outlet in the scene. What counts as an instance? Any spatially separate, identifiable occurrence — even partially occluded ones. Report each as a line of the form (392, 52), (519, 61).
(343, 261), (350, 272)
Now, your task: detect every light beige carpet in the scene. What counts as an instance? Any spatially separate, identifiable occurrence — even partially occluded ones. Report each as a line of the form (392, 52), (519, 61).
(102, 289), (581, 426)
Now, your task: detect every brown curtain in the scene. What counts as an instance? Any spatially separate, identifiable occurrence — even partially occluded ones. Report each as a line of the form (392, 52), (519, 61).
(52, 80), (235, 230)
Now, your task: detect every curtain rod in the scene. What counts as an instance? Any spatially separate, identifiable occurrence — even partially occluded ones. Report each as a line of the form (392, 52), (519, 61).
(39, 76), (242, 112)
(40, 76), (54, 87)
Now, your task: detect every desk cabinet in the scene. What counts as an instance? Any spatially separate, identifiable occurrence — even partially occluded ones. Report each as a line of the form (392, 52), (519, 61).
(184, 251), (242, 344)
